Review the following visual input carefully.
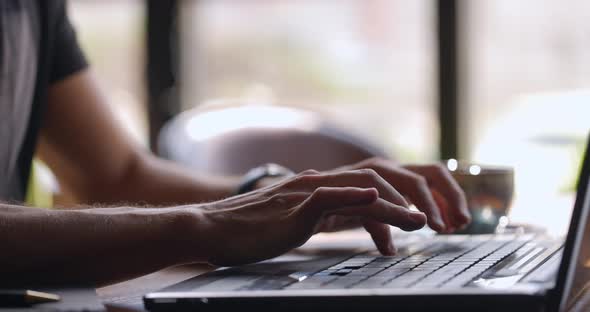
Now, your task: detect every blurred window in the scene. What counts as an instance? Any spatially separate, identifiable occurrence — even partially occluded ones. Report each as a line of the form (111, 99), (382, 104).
(53, 1), (590, 233)
(180, 0), (437, 162)
(462, 0), (590, 234)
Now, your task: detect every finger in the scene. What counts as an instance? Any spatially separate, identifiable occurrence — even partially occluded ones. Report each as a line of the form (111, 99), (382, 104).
(284, 169), (409, 208)
(363, 220), (395, 255)
(431, 189), (455, 233)
(327, 198), (426, 231)
(301, 187), (379, 219)
(406, 165), (471, 227)
(371, 167), (446, 232)
(329, 159), (446, 231)
(314, 215), (336, 233)
(404, 195), (413, 206)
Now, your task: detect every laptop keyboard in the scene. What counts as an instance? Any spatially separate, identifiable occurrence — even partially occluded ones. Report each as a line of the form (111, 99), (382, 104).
(285, 236), (530, 290)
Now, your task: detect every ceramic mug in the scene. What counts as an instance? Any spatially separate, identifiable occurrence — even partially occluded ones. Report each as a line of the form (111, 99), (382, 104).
(444, 159), (515, 234)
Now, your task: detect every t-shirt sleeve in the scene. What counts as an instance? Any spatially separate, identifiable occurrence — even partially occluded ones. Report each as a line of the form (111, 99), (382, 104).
(49, 0), (89, 84)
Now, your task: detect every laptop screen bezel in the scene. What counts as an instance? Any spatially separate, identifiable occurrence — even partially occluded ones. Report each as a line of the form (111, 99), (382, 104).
(553, 135), (590, 311)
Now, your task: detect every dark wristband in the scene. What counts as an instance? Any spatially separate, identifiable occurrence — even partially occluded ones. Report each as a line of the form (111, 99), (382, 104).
(236, 163), (295, 195)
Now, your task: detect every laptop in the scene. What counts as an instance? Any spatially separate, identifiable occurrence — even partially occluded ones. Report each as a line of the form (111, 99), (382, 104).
(144, 136), (590, 312)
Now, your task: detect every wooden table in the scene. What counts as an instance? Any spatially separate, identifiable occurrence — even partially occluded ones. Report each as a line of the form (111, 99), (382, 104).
(98, 263), (214, 311)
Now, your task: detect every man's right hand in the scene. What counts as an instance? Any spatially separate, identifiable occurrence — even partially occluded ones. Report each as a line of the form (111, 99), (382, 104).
(187, 169), (427, 266)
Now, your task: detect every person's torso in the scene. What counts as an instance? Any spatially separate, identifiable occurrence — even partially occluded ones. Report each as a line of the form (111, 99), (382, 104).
(0, 0), (39, 200)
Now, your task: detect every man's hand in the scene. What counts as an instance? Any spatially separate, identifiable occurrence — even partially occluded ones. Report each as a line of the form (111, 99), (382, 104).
(320, 158), (471, 234)
(191, 170), (427, 266)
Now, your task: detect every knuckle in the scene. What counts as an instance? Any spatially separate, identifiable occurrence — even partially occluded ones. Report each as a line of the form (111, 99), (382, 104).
(283, 173), (311, 188)
(300, 169), (320, 176)
(423, 163), (454, 181)
(291, 173), (306, 182)
(267, 194), (288, 206)
(372, 156), (389, 163)
(373, 157), (389, 167)
(436, 165), (455, 181)
(433, 163), (449, 174)
(412, 175), (429, 189)
(364, 157), (389, 170)
(297, 171), (321, 182)
(365, 156), (382, 164)
(310, 186), (333, 200)
(360, 168), (380, 180)
(313, 186), (330, 195)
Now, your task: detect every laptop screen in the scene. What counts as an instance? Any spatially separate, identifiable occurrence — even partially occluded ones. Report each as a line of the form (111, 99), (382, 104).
(555, 135), (590, 311)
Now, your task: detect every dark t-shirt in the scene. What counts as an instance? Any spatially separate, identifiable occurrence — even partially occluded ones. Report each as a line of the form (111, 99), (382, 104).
(0, 0), (88, 201)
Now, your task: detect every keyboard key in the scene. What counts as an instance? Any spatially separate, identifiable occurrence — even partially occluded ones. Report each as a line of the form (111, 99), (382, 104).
(340, 265), (364, 269)
(347, 269), (384, 276)
(392, 263), (420, 269)
(364, 263), (394, 268)
(373, 256), (405, 262)
(293, 235), (532, 291)
(373, 268), (411, 278)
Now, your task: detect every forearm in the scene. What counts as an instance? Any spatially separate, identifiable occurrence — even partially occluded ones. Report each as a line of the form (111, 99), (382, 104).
(0, 203), (206, 286)
(108, 154), (241, 205)
(39, 139), (241, 205)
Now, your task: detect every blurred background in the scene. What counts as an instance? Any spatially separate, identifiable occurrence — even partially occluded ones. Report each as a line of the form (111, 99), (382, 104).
(46, 0), (590, 235)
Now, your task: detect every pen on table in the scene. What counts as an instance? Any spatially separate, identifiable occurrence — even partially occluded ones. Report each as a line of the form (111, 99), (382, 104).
(0, 289), (61, 307)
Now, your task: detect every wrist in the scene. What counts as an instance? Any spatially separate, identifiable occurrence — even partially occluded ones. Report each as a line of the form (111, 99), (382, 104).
(161, 207), (213, 264)
(180, 201), (243, 265)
